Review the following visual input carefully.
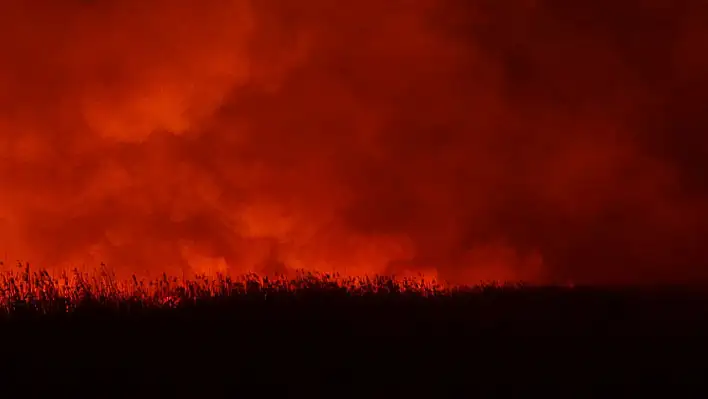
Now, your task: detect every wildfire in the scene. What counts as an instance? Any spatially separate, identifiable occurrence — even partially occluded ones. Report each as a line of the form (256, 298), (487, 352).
(0, 0), (706, 285)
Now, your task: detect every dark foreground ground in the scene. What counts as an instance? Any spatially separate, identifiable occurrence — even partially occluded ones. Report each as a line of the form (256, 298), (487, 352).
(0, 286), (706, 395)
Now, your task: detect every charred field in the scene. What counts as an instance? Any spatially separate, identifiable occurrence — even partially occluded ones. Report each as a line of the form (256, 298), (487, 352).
(0, 266), (705, 391)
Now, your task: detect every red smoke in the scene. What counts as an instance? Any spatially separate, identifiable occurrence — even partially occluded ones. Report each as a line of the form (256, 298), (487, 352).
(0, 0), (706, 284)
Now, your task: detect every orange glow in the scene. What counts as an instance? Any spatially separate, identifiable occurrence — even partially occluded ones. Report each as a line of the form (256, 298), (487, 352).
(0, 1), (707, 285)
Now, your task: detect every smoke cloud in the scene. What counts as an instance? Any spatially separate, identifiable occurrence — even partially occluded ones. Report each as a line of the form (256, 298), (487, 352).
(0, 0), (706, 284)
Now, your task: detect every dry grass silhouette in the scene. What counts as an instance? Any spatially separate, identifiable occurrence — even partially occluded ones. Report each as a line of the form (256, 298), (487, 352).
(0, 261), (532, 315)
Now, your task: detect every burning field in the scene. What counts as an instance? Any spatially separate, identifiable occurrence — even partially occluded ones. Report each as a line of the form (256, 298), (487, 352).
(0, 1), (707, 388)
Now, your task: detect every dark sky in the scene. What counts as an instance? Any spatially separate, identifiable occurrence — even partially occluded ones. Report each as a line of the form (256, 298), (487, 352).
(0, 0), (706, 284)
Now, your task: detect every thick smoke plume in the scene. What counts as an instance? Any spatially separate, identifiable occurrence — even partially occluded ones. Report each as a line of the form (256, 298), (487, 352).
(0, 0), (706, 284)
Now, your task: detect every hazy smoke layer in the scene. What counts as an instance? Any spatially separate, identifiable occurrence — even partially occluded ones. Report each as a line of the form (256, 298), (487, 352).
(0, 0), (706, 284)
